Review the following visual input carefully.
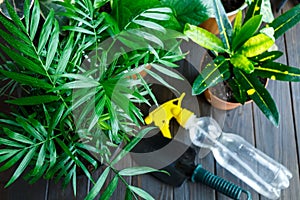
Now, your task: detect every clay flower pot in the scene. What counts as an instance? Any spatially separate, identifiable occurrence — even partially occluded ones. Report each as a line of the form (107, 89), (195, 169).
(204, 79), (269, 111)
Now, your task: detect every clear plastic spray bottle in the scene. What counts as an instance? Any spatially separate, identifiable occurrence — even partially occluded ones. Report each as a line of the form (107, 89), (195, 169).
(145, 93), (292, 199)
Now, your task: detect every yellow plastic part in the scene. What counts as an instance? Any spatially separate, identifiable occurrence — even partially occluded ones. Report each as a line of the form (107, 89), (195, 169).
(144, 93), (194, 138)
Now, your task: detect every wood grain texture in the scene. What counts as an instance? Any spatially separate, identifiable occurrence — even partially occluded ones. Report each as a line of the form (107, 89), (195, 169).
(253, 6), (300, 199)
(1, 1), (300, 199)
(216, 104), (260, 200)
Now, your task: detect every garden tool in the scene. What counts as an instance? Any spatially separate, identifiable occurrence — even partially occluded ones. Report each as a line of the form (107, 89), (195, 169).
(144, 93), (292, 199)
(132, 133), (252, 200)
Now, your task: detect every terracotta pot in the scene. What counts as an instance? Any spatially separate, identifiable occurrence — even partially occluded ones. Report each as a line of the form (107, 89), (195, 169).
(204, 88), (244, 110)
(204, 79), (269, 111)
(200, 2), (247, 35)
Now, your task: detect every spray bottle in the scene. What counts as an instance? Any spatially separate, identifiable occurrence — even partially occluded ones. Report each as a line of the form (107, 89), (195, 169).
(145, 93), (292, 199)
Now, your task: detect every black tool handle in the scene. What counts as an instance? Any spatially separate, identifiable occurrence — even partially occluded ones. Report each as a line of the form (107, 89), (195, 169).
(191, 165), (252, 200)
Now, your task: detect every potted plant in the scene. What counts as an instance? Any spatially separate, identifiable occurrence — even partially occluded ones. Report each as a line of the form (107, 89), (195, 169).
(0, 0), (186, 199)
(184, 0), (300, 126)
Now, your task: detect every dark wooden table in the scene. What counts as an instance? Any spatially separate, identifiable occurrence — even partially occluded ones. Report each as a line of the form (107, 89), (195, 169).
(1, 1), (300, 199)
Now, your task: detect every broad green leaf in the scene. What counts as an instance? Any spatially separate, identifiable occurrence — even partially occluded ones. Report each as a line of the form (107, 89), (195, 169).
(3, 128), (34, 145)
(129, 185), (155, 200)
(119, 166), (161, 176)
(212, 0), (232, 49)
(184, 24), (226, 53)
(5, 0), (26, 32)
(192, 56), (230, 95)
(234, 69), (279, 126)
(0, 149), (27, 172)
(5, 146), (38, 187)
(161, 0), (209, 26)
(111, 127), (155, 165)
(30, 0), (40, 40)
(32, 143), (46, 176)
(254, 62), (300, 81)
(238, 33), (274, 58)
(0, 70), (51, 89)
(0, 29), (37, 59)
(38, 9), (54, 54)
(251, 51), (283, 62)
(244, 0), (262, 23)
(270, 4), (300, 39)
(132, 20), (166, 33)
(99, 175), (119, 200)
(55, 32), (74, 76)
(232, 15), (263, 51)
(233, 10), (243, 36)
(6, 95), (60, 106)
(84, 167), (110, 200)
(230, 54), (254, 74)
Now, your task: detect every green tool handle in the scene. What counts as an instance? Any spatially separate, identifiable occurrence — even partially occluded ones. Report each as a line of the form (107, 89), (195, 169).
(191, 165), (252, 200)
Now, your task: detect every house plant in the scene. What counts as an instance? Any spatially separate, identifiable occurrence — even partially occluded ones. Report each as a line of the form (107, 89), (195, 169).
(184, 0), (300, 126)
(0, 0), (187, 199)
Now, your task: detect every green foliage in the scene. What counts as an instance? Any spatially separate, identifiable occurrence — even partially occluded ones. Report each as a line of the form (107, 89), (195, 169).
(184, 0), (300, 126)
(0, 0), (186, 199)
(161, 0), (209, 27)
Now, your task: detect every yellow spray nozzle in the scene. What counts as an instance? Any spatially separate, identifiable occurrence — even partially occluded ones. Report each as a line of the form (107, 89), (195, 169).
(144, 93), (194, 139)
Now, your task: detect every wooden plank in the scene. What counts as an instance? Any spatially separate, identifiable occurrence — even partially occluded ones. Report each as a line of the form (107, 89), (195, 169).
(47, 175), (89, 200)
(252, 7), (300, 199)
(0, 168), (48, 200)
(284, 1), (300, 166)
(216, 103), (260, 200)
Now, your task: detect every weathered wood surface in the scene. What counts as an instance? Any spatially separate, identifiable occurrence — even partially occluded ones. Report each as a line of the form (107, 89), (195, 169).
(1, 1), (300, 199)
